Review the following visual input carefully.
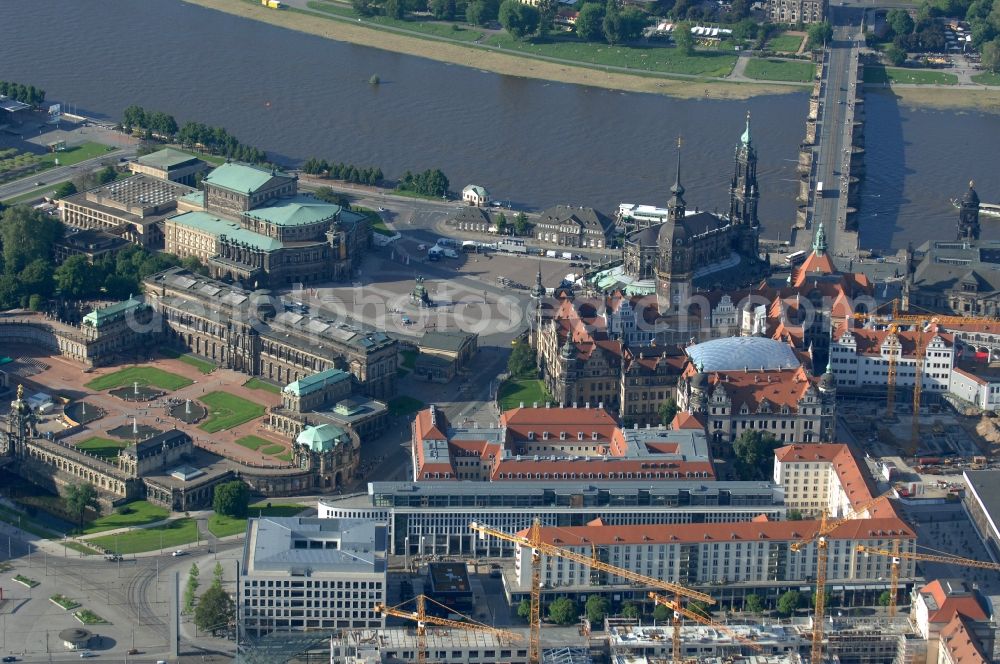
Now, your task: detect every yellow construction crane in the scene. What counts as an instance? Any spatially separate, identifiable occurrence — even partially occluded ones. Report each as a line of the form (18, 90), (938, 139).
(648, 591), (763, 663)
(789, 491), (892, 664)
(471, 519), (715, 664)
(375, 594), (522, 664)
(857, 544), (1000, 618)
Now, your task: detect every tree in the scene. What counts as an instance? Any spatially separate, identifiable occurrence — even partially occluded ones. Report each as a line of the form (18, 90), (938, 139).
(983, 37), (1000, 73)
(0, 206), (63, 275)
(621, 602), (641, 619)
(688, 601), (711, 619)
(213, 561), (225, 589)
(673, 21), (694, 54)
(776, 590), (800, 617)
(547, 597), (578, 625)
(313, 187), (352, 208)
(732, 430), (780, 480)
(619, 8), (646, 42)
(885, 43), (907, 66)
(517, 599), (532, 621)
(787, 509), (803, 521)
(430, 0), (457, 19)
(513, 211), (530, 235)
(603, 0), (623, 44)
(53, 181), (77, 199)
(658, 397), (678, 426)
(195, 584), (235, 633)
(467, 0), (500, 24)
(184, 565), (199, 615)
(576, 2), (605, 41)
(64, 482), (99, 529)
(744, 594), (764, 615)
(652, 604), (671, 622)
(585, 595), (610, 623)
(507, 339), (536, 377)
(807, 21), (832, 49)
(96, 165), (118, 185)
(18, 258), (54, 301)
(499, 0), (540, 39)
(878, 590), (893, 607)
(495, 212), (508, 235)
(886, 8), (914, 37)
(386, 0), (405, 19)
(212, 481), (250, 519)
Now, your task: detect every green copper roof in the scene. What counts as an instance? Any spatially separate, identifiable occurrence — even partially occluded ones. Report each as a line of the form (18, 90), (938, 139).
(813, 222), (827, 256)
(82, 297), (145, 328)
(741, 111), (752, 146)
(169, 211), (283, 251)
(244, 195), (340, 227)
(203, 162), (288, 194)
(136, 148), (201, 170)
(296, 423), (347, 452)
(283, 368), (351, 397)
(179, 190), (205, 206)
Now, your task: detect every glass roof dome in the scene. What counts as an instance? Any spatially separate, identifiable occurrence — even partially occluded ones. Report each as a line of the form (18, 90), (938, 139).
(686, 337), (800, 373)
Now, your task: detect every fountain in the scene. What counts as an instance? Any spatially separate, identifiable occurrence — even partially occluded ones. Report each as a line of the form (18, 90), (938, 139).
(134, 381), (138, 396)
(81, 402), (86, 419)
(185, 399), (191, 415)
(64, 401), (104, 425)
(132, 417), (138, 436)
(170, 398), (207, 424)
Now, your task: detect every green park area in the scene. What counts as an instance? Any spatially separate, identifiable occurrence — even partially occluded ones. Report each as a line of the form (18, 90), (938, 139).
(74, 436), (128, 460)
(234, 435), (287, 457)
(198, 391), (266, 433)
(307, 1), (486, 41)
(765, 32), (804, 52)
(89, 517), (198, 554)
(81, 501), (169, 535)
(743, 58), (814, 82)
(243, 377), (281, 394)
(972, 71), (1000, 86)
(863, 65), (958, 85)
(207, 502), (308, 538)
(389, 395), (425, 416)
(85, 366), (193, 391)
(160, 346), (216, 374)
(498, 378), (550, 411)
(0, 142), (111, 180)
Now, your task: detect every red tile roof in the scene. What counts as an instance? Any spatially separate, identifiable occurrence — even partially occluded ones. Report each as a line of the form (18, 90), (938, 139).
(501, 406), (619, 443)
(793, 250), (837, 286)
(920, 580), (989, 624)
(834, 323), (953, 358)
(940, 612), (990, 664)
(683, 364), (819, 413)
(671, 412), (706, 430)
(775, 443), (892, 517)
(521, 516), (914, 547)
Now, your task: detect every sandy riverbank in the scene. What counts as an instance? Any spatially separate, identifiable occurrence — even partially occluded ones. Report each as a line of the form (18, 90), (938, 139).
(868, 86), (1000, 114)
(181, 0), (798, 100)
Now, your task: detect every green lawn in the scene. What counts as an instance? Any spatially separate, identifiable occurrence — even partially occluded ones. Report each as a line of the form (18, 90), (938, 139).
(972, 71), (1000, 86)
(863, 65), (958, 85)
(89, 518), (198, 554)
(389, 395), (425, 416)
(74, 436), (128, 460)
(207, 503), (308, 538)
(354, 207), (395, 236)
(0, 503), (62, 539)
(234, 435), (273, 452)
(81, 501), (169, 535)
(276, 451), (293, 462)
(743, 58), (815, 82)
(483, 33), (738, 77)
(50, 594), (81, 611)
(63, 541), (101, 556)
(244, 377), (281, 394)
(261, 444), (286, 456)
(198, 392), (266, 433)
(498, 378), (550, 411)
(85, 366), (193, 391)
(40, 142), (114, 168)
(159, 346), (216, 374)
(765, 32), (804, 53)
(13, 574), (39, 588)
(307, 1), (485, 42)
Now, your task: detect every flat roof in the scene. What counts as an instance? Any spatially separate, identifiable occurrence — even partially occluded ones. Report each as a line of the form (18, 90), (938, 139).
(0, 98), (31, 113)
(136, 148), (202, 171)
(90, 174), (194, 209)
(419, 330), (476, 353)
(965, 470), (1000, 538)
(168, 211), (283, 251)
(245, 517), (386, 575)
(427, 561), (471, 594)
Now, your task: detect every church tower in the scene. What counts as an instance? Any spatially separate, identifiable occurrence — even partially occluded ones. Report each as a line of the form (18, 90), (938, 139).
(958, 180), (980, 241)
(666, 137), (686, 224)
(3, 384), (36, 458)
(656, 139), (692, 315)
(729, 111), (760, 229)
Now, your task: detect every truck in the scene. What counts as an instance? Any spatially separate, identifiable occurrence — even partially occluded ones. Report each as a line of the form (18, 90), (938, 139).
(561, 251), (573, 260)
(545, 250), (557, 258)
(261, 0), (283, 7)
(816, 181), (825, 196)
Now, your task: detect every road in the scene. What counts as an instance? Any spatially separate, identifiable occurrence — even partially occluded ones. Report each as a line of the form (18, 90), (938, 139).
(808, 4), (864, 265)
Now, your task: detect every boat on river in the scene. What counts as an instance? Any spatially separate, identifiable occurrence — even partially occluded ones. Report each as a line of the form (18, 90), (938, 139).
(951, 199), (1000, 217)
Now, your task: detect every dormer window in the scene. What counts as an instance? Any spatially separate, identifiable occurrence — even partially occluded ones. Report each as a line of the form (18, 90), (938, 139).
(560, 432), (566, 440)
(543, 431), (549, 440)
(591, 432), (599, 441)
(578, 432), (584, 441)
(528, 431), (535, 440)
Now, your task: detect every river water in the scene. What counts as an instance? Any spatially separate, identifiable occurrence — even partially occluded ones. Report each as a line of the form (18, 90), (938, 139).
(4, 0), (999, 251)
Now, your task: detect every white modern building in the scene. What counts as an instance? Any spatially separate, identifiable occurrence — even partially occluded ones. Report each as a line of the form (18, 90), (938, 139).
(240, 517), (387, 635)
(829, 324), (954, 392)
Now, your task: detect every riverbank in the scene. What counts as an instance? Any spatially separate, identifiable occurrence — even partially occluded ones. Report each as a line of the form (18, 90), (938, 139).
(181, 0), (798, 100)
(869, 85), (1000, 113)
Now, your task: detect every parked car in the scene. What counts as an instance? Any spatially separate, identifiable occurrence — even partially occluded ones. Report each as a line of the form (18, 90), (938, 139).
(79, 652), (96, 659)
(3, 656), (19, 662)
(401, 315), (412, 325)
(171, 550), (186, 557)
(127, 649), (140, 655)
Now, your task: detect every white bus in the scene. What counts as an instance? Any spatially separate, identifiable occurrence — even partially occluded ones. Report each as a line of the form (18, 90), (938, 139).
(784, 250), (807, 266)
(816, 181), (825, 196)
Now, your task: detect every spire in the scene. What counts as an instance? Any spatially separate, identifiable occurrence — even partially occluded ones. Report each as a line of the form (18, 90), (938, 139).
(670, 135), (685, 199)
(813, 222), (827, 256)
(530, 263), (545, 298)
(741, 110), (751, 146)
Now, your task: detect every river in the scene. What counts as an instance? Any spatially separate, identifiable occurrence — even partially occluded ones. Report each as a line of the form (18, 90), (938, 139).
(4, 0), (999, 251)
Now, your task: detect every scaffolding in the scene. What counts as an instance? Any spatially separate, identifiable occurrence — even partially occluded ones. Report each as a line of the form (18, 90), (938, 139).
(822, 616), (922, 664)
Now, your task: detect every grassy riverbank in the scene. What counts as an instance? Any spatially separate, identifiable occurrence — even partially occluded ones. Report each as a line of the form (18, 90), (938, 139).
(181, 0), (797, 100)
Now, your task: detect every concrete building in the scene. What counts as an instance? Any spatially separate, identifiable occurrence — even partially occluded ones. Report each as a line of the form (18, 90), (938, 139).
(53, 227), (129, 264)
(58, 174), (196, 248)
(675, 336), (836, 446)
(608, 622), (811, 661)
(963, 469), (1000, 562)
(144, 267), (398, 399)
(330, 628), (530, 664)
(414, 330), (478, 383)
(830, 323), (954, 393)
(240, 516), (387, 635)
(533, 205), (613, 250)
(128, 148), (208, 185)
(766, 0), (826, 23)
(411, 404), (715, 483)
(164, 162), (368, 288)
(318, 480), (786, 557)
(511, 513), (916, 606)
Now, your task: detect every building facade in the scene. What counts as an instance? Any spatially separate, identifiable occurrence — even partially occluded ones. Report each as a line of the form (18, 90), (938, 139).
(533, 205), (612, 249)
(767, 0), (826, 23)
(240, 517), (387, 635)
(773, 443), (879, 518)
(128, 148), (208, 185)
